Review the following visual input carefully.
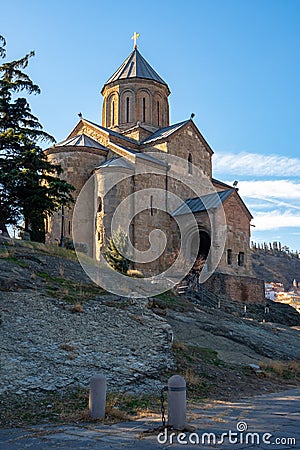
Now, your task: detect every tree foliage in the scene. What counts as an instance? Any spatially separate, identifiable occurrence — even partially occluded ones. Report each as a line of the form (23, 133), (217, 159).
(0, 36), (74, 241)
(251, 240), (299, 259)
(104, 227), (130, 274)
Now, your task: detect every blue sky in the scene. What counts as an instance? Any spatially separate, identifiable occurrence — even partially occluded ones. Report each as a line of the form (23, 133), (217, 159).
(1, 0), (300, 250)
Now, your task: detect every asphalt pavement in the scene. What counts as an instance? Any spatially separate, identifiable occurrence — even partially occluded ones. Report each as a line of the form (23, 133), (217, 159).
(0, 388), (299, 449)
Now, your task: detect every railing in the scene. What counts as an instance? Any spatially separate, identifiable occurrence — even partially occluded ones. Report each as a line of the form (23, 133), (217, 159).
(175, 272), (248, 314)
(176, 272), (221, 309)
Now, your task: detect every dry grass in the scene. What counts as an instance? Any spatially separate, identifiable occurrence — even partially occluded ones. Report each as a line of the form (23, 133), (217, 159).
(0, 249), (10, 258)
(172, 341), (186, 351)
(0, 388), (159, 427)
(126, 269), (144, 278)
(60, 344), (76, 352)
(184, 368), (201, 386)
(129, 313), (145, 324)
(261, 360), (300, 380)
(70, 303), (84, 313)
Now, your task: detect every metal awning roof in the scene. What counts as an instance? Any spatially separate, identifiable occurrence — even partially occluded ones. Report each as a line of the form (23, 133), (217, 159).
(172, 189), (234, 216)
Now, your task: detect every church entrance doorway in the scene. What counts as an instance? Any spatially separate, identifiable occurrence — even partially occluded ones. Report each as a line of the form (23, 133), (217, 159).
(190, 229), (211, 272)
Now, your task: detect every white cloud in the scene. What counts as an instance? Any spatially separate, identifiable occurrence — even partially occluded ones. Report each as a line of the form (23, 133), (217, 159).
(214, 152), (300, 177)
(216, 153), (300, 242)
(236, 180), (300, 203)
(252, 211), (300, 230)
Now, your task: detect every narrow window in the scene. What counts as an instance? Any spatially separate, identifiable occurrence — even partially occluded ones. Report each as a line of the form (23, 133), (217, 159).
(238, 252), (245, 266)
(68, 220), (71, 236)
(227, 249), (232, 265)
(142, 97), (146, 122)
(112, 100), (115, 125)
(157, 101), (160, 126)
(150, 195), (154, 216)
(188, 153), (193, 174)
(97, 197), (102, 213)
(126, 97), (130, 122)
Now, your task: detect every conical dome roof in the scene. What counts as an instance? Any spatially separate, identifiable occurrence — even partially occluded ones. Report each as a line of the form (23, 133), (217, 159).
(102, 48), (169, 91)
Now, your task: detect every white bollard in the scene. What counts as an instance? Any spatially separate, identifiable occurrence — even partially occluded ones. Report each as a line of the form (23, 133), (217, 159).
(89, 374), (107, 419)
(167, 375), (186, 429)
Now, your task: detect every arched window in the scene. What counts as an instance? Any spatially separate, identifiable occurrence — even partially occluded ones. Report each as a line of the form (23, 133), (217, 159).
(97, 197), (102, 213)
(112, 101), (115, 126)
(238, 252), (245, 266)
(150, 195), (154, 216)
(188, 153), (193, 174)
(142, 97), (146, 122)
(126, 97), (130, 123)
(157, 101), (160, 126)
(227, 249), (232, 265)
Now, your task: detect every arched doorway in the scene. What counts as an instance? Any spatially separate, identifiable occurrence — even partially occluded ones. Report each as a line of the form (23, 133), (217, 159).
(190, 229), (211, 271)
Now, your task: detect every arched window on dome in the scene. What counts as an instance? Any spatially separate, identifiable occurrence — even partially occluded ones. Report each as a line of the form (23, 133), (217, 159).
(188, 153), (193, 174)
(142, 97), (146, 123)
(126, 97), (130, 123)
(157, 101), (160, 126)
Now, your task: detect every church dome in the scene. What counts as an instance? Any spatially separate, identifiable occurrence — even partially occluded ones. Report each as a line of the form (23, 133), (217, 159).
(101, 46), (170, 133)
(102, 48), (169, 92)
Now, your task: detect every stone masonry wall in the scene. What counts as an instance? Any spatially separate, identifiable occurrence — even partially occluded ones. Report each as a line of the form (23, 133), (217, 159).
(45, 147), (106, 244)
(203, 272), (265, 304)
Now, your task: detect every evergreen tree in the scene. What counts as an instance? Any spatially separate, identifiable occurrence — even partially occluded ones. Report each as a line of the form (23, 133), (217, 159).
(0, 36), (74, 241)
(104, 227), (130, 274)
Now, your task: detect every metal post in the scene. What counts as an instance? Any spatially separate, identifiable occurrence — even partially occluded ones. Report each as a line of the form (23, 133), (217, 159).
(167, 375), (186, 429)
(89, 374), (107, 419)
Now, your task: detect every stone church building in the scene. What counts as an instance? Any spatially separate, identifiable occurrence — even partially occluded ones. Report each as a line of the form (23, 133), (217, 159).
(45, 42), (264, 303)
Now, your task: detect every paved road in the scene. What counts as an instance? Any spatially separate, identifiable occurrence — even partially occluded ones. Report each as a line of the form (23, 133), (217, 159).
(0, 388), (299, 449)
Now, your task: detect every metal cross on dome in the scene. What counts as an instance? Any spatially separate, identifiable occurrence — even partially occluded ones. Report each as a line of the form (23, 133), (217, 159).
(131, 32), (140, 49)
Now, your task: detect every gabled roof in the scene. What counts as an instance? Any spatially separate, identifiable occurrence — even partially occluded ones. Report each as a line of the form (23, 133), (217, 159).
(107, 141), (168, 167)
(82, 119), (137, 145)
(212, 178), (233, 190)
(173, 190), (234, 216)
(141, 120), (189, 145)
(140, 119), (214, 155)
(212, 178), (253, 219)
(55, 133), (108, 151)
(103, 48), (168, 90)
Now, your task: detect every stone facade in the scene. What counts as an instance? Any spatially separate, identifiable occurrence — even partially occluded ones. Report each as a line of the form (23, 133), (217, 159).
(203, 273), (265, 305)
(45, 46), (263, 302)
(102, 78), (170, 132)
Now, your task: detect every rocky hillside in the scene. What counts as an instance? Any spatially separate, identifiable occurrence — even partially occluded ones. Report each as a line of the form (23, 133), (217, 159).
(0, 236), (300, 427)
(251, 250), (300, 289)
